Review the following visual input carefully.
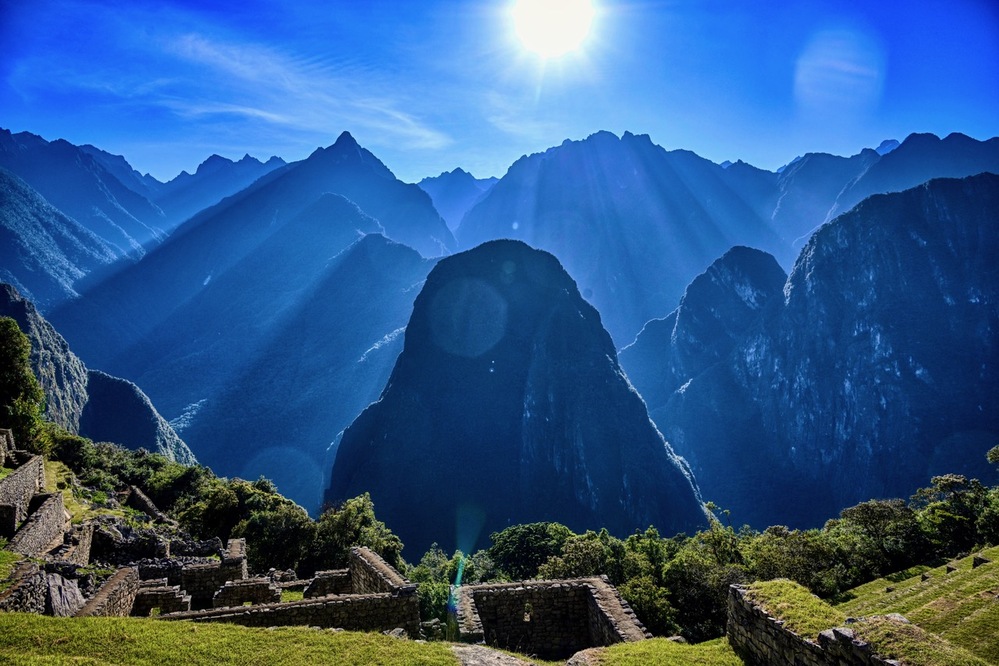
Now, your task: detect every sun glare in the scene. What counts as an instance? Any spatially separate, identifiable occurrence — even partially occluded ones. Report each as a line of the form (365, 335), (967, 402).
(513, 0), (595, 59)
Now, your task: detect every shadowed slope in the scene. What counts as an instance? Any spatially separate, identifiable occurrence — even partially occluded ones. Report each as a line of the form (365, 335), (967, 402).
(328, 239), (705, 554)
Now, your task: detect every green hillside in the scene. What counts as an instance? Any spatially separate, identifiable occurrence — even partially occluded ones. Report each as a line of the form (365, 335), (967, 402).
(836, 546), (999, 664)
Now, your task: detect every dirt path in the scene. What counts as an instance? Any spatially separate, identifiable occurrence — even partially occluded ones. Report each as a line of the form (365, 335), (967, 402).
(450, 644), (540, 665)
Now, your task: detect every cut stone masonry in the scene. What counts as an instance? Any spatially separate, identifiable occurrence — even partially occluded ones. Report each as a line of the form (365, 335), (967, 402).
(456, 576), (650, 660)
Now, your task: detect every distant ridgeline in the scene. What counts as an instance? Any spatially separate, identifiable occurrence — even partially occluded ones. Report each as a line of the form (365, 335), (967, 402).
(0, 125), (996, 537)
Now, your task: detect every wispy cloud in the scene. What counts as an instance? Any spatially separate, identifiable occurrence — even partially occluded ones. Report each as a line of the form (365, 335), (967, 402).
(160, 32), (453, 150)
(5, 1), (451, 154)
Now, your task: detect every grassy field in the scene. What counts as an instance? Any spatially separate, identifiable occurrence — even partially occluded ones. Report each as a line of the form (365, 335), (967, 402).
(743, 579), (845, 640)
(836, 545), (999, 664)
(598, 637), (742, 665)
(741, 576), (991, 666)
(0, 613), (458, 665)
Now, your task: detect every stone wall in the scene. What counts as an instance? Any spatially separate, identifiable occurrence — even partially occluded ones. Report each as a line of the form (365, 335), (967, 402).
(457, 577), (649, 660)
(160, 589), (420, 636)
(57, 521), (94, 566)
(0, 562), (47, 614)
(223, 538), (248, 580)
(132, 580), (191, 616)
(349, 547), (407, 594)
(304, 569), (352, 598)
(76, 567), (139, 617)
(181, 563), (238, 609)
(213, 578), (281, 607)
(0, 454), (45, 537)
(0, 428), (13, 466)
(727, 585), (905, 666)
(8, 492), (66, 557)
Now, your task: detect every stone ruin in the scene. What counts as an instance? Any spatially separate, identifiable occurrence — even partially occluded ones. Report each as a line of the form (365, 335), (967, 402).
(455, 576), (651, 660)
(0, 428), (653, 653)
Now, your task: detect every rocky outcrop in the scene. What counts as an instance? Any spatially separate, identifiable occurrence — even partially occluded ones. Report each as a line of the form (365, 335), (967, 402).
(654, 174), (999, 527)
(0, 283), (193, 462)
(80, 371), (195, 465)
(328, 240), (705, 554)
(620, 246), (787, 414)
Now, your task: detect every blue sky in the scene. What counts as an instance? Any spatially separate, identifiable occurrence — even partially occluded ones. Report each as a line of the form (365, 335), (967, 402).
(2, 0), (997, 183)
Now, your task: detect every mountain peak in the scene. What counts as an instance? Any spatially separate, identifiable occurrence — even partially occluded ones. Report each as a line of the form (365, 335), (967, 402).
(875, 139), (900, 156)
(328, 238), (705, 552)
(333, 130), (360, 150)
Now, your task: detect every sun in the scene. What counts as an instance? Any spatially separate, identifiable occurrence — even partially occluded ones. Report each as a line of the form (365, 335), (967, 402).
(512, 0), (595, 59)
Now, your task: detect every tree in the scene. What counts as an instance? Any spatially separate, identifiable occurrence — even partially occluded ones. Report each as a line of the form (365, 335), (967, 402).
(910, 474), (990, 555)
(487, 522), (573, 580)
(838, 499), (928, 574)
(305, 493), (403, 574)
(0, 317), (44, 448)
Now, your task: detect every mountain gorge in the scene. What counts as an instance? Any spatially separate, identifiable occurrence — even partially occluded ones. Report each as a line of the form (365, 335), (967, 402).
(0, 283), (194, 463)
(327, 240), (706, 554)
(625, 173), (999, 528)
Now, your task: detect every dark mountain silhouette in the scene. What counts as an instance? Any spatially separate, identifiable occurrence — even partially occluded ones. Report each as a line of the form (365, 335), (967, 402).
(80, 370), (197, 464)
(0, 129), (167, 256)
(327, 239), (705, 555)
(418, 167), (498, 231)
(0, 169), (117, 310)
(632, 174), (999, 528)
(828, 132), (999, 221)
(0, 283), (193, 463)
(154, 153), (286, 230)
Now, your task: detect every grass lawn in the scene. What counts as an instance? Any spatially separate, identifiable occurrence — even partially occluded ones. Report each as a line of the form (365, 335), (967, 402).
(599, 637), (742, 665)
(0, 613), (458, 666)
(743, 579), (845, 641)
(836, 545), (999, 664)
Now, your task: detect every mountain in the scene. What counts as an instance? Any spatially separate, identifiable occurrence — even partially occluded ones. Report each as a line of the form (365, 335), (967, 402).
(619, 246), (787, 414)
(0, 283), (194, 463)
(154, 153), (286, 230)
(457, 131), (787, 345)
(80, 370), (196, 464)
(636, 174), (999, 528)
(327, 239), (706, 554)
(54, 194), (433, 511)
(418, 168), (498, 230)
(78, 144), (165, 201)
(50, 131), (453, 370)
(0, 129), (167, 256)
(177, 233), (433, 511)
(0, 169), (117, 310)
(458, 131), (999, 346)
(828, 132), (999, 221)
